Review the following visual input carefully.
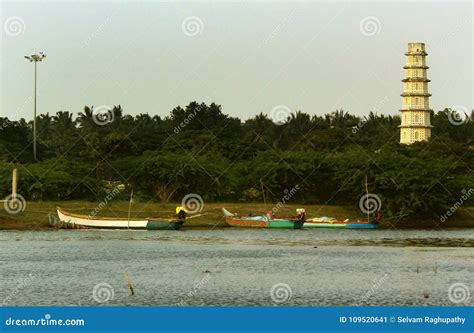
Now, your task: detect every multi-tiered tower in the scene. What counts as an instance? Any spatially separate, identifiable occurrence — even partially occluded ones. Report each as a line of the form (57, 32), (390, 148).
(399, 42), (433, 144)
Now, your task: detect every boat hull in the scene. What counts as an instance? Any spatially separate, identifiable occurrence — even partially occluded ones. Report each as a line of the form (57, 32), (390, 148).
(51, 207), (183, 230)
(304, 221), (378, 229)
(146, 219), (184, 230)
(226, 218), (304, 229)
(222, 208), (304, 229)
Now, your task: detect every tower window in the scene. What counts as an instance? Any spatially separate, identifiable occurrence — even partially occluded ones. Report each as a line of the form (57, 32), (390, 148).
(414, 131), (419, 140)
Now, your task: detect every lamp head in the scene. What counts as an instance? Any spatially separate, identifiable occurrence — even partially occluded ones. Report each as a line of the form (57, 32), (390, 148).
(24, 53), (46, 62)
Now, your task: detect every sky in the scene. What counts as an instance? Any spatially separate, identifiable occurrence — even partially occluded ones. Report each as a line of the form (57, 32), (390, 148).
(1, 0), (472, 121)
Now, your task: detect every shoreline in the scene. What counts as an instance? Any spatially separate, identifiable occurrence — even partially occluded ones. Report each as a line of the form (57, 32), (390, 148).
(1, 201), (473, 231)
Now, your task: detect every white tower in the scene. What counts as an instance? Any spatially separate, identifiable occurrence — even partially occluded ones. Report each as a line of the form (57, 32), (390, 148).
(399, 42), (433, 144)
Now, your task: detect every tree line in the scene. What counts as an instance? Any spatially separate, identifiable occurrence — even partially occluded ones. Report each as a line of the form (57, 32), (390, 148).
(1, 102), (473, 219)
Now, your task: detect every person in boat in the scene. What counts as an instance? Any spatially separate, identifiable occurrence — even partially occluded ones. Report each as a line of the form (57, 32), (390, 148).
(265, 210), (274, 221)
(295, 208), (306, 222)
(176, 206), (187, 221)
(373, 211), (382, 223)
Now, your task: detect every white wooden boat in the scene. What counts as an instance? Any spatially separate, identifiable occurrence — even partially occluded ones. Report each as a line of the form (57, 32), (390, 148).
(50, 207), (183, 230)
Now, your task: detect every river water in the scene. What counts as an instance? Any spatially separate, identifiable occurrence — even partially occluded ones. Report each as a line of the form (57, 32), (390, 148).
(1, 228), (473, 306)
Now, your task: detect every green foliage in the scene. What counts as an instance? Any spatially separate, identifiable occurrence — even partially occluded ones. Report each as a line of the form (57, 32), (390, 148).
(1, 102), (472, 221)
(0, 158), (95, 200)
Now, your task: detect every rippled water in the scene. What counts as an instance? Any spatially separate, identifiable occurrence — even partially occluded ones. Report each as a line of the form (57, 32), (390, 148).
(1, 228), (473, 306)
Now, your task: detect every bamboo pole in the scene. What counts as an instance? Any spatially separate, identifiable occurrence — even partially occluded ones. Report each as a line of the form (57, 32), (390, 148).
(365, 176), (369, 223)
(127, 190), (133, 230)
(124, 271), (135, 295)
(260, 178), (267, 211)
(12, 168), (17, 200)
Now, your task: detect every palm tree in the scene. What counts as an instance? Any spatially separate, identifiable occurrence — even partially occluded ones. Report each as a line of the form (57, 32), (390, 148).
(76, 106), (96, 133)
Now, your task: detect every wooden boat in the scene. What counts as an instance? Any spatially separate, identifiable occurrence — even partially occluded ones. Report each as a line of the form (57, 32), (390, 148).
(49, 207), (184, 230)
(222, 208), (304, 229)
(304, 217), (378, 229)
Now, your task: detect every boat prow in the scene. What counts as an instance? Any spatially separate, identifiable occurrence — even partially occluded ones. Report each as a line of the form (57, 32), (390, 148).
(222, 208), (235, 218)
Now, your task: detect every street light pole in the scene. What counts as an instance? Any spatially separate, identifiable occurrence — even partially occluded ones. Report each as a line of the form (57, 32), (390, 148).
(33, 60), (37, 159)
(24, 52), (46, 160)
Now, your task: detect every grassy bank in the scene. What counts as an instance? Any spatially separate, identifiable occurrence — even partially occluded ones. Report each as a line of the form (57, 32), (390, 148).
(0, 201), (473, 230)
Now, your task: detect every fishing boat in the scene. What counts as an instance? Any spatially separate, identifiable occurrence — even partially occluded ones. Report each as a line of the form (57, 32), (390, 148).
(304, 217), (378, 229)
(222, 208), (304, 229)
(49, 207), (184, 230)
